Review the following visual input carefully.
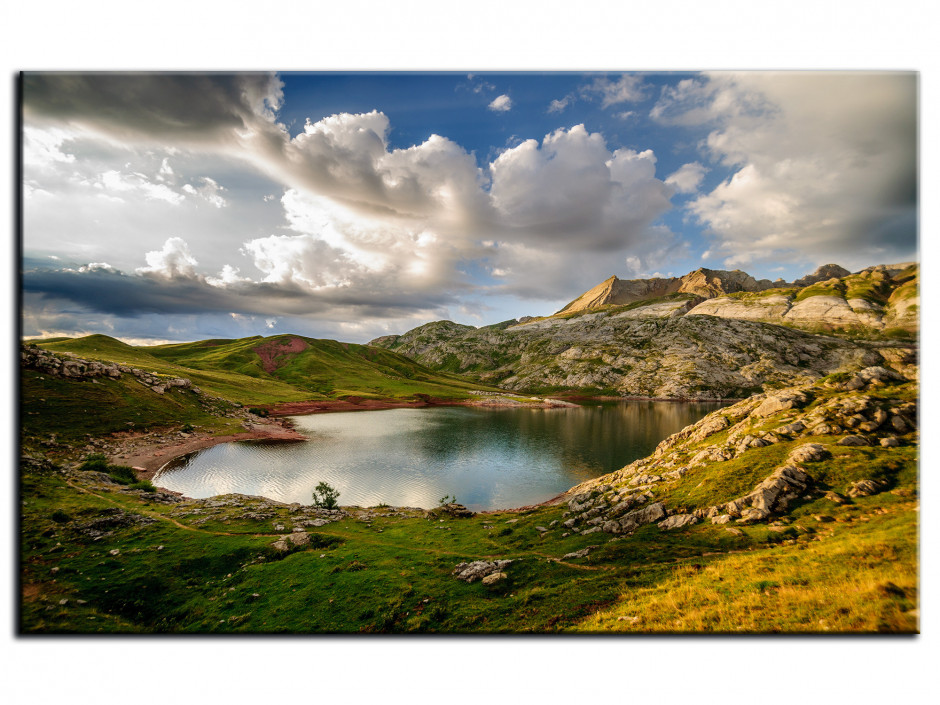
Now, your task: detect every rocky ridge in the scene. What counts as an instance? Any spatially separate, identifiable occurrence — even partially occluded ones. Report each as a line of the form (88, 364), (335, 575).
(370, 262), (917, 399)
(371, 312), (915, 399)
(22, 344), (199, 396)
(552, 365), (916, 537)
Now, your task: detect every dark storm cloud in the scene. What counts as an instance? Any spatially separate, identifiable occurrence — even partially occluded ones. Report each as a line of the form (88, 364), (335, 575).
(23, 72), (284, 143)
(21, 265), (461, 320)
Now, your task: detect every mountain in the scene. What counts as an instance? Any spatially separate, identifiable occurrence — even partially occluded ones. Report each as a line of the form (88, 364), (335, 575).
(370, 263), (918, 399)
(556, 263), (917, 333)
(558, 267), (784, 315)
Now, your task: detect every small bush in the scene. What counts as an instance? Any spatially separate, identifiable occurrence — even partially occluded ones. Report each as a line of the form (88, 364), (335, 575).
(129, 480), (156, 492)
(50, 510), (71, 523)
(312, 481), (340, 510)
(248, 407), (269, 417)
(107, 465), (138, 485)
(79, 453), (109, 472)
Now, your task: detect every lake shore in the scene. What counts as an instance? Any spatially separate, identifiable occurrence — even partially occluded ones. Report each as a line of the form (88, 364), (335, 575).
(110, 393), (579, 482)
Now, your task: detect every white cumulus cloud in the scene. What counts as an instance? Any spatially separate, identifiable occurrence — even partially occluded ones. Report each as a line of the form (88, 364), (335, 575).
(488, 95), (512, 112)
(665, 162), (708, 194)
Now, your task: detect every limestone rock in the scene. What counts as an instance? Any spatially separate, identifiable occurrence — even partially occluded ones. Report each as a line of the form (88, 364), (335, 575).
(658, 514), (699, 530)
(788, 443), (830, 463)
(838, 435), (871, 447)
(453, 559), (513, 583)
(481, 572), (506, 585)
(848, 479), (886, 498)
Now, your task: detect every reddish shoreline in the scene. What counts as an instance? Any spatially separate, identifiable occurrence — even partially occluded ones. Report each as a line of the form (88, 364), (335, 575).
(111, 420), (308, 481)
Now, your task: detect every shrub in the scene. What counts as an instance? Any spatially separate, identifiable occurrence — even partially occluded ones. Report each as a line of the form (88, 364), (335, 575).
(107, 465), (139, 485)
(79, 453), (109, 472)
(439, 494), (457, 506)
(50, 510), (71, 523)
(312, 481), (340, 510)
(129, 480), (157, 492)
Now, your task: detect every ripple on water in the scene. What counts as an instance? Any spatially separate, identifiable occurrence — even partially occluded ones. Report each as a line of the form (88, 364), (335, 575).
(154, 402), (726, 511)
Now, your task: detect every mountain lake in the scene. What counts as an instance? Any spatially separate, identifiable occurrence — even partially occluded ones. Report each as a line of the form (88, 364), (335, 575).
(154, 401), (728, 511)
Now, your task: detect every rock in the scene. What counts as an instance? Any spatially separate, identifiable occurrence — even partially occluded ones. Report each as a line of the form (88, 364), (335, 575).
(823, 491), (849, 505)
(880, 437), (900, 448)
(788, 443), (830, 463)
(848, 479), (886, 498)
(271, 539), (289, 551)
(738, 507), (770, 523)
(601, 520), (622, 534)
(813, 515), (835, 523)
(108, 549), (120, 556)
(838, 435), (870, 447)
(753, 391), (810, 418)
(562, 547), (594, 560)
(658, 514), (700, 530)
(711, 514), (732, 524)
(725, 527), (744, 536)
(287, 532), (310, 547)
(618, 502), (666, 533)
(453, 559), (513, 583)
(481, 572), (507, 585)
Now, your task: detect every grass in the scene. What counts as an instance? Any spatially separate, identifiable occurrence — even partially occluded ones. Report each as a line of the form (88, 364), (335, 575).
(20, 448), (917, 633)
(574, 502), (917, 633)
(21, 368), (243, 449)
(31, 333), (501, 405)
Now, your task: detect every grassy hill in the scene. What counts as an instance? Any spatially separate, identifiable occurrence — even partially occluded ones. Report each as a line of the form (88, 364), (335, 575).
(31, 333), (498, 405)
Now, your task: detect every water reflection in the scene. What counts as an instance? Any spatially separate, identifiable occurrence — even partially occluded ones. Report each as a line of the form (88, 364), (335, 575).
(155, 401), (724, 511)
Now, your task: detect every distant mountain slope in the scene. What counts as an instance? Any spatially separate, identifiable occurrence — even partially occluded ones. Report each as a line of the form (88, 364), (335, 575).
(554, 263), (917, 335)
(370, 263), (918, 399)
(32, 333), (497, 404)
(558, 267), (784, 315)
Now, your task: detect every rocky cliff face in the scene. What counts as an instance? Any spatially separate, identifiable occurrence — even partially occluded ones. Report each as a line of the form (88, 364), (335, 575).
(687, 263), (917, 332)
(556, 365), (917, 537)
(558, 267), (779, 315)
(370, 262), (917, 399)
(371, 311), (915, 399)
(556, 263), (917, 334)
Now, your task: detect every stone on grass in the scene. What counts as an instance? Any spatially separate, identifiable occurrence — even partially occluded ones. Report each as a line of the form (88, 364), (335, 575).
(838, 435), (870, 447)
(657, 514), (700, 530)
(788, 443), (830, 463)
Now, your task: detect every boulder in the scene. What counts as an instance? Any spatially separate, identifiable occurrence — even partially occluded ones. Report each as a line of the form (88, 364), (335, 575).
(788, 443), (830, 463)
(481, 572), (506, 585)
(753, 391), (810, 418)
(658, 514), (700, 530)
(453, 559), (513, 583)
(838, 435), (871, 447)
(618, 502), (666, 533)
(848, 479), (886, 498)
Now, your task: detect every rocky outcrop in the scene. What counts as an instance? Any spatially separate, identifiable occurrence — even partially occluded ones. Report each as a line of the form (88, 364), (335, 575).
(22, 345), (197, 395)
(792, 264), (852, 288)
(557, 268), (777, 315)
(370, 263), (916, 400)
(551, 369), (915, 535)
(453, 559), (513, 583)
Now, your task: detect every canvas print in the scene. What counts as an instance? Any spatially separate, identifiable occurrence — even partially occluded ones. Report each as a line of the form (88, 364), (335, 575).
(20, 71), (918, 633)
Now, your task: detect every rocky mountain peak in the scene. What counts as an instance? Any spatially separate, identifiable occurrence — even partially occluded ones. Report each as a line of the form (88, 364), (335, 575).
(791, 264), (851, 288)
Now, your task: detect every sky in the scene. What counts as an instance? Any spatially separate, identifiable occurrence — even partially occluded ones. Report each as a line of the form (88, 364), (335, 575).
(21, 70), (918, 344)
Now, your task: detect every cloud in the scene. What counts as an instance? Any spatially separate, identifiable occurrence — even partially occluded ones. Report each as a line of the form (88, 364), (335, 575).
(548, 96), (572, 113)
(488, 125), (674, 250)
(22, 74), (693, 336)
(136, 237), (199, 278)
(23, 73), (284, 144)
(665, 162), (708, 194)
(654, 72), (917, 269)
(581, 74), (649, 108)
(488, 95), (512, 112)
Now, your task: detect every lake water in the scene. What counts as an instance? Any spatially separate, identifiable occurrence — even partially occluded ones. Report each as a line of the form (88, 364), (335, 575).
(154, 402), (725, 511)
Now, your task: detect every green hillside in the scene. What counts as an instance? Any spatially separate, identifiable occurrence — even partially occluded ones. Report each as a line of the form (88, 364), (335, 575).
(32, 333), (497, 405)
